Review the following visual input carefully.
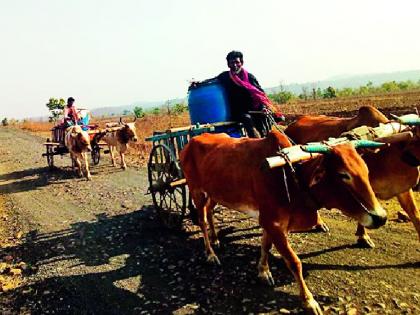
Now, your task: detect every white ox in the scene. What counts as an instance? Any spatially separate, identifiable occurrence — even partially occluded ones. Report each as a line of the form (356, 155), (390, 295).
(103, 118), (138, 170)
(64, 125), (92, 180)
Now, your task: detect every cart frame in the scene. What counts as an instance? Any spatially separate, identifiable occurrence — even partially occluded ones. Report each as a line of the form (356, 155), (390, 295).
(145, 121), (244, 229)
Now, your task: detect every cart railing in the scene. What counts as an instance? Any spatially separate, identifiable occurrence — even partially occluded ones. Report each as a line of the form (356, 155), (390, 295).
(145, 121), (242, 159)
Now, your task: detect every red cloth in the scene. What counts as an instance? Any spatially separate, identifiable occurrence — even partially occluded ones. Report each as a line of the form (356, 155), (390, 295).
(64, 106), (79, 123)
(229, 68), (272, 110)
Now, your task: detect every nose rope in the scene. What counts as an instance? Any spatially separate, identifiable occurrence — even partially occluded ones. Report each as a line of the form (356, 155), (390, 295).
(344, 184), (374, 215)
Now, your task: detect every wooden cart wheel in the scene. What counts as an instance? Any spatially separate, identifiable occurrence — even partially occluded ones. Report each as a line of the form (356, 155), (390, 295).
(46, 144), (54, 169)
(148, 144), (186, 229)
(91, 143), (100, 165)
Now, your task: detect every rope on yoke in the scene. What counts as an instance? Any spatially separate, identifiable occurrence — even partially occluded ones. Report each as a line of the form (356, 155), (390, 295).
(276, 148), (299, 204)
(276, 146), (322, 209)
(260, 108), (297, 145)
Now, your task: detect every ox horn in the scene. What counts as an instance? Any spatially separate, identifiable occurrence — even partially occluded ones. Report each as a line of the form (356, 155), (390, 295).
(351, 140), (386, 149)
(301, 144), (332, 154)
(119, 117), (124, 125)
(391, 113), (420, 126)
(133, 116), (137, 122)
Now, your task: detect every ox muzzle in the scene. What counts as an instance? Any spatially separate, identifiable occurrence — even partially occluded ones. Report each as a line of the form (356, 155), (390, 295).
(361, 210), (387, 229)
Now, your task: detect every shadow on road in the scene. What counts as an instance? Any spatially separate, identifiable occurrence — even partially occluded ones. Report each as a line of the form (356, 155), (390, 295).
(2, 206), (416, 314)
(0, 163), (126, 195)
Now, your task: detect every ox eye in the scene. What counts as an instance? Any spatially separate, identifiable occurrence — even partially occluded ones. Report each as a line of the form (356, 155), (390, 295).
(338, 172), (351, 181)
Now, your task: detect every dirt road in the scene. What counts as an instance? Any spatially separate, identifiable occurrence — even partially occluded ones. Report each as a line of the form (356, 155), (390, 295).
(0, 127), (419, 314)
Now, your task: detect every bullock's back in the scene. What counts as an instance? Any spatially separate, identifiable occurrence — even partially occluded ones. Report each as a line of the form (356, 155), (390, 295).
(285, 115), (351, 143)
(285, 106), (389, 143)
(180, 131), (291, 194)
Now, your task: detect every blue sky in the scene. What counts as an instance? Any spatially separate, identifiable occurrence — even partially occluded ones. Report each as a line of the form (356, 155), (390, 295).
(1, 0), (420, 118)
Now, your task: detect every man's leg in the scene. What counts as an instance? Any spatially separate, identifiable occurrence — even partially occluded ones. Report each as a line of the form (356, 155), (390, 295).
(240, 113), (260, 138)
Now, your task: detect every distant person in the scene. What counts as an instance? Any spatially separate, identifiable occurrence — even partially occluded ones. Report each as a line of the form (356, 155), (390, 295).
(63, 97), (80, 126)
(216, 50), (284, 137)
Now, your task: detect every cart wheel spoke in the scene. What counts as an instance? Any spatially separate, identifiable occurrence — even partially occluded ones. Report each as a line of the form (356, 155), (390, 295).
(148, 144), (186, 230)
(91, 144), (100, 165)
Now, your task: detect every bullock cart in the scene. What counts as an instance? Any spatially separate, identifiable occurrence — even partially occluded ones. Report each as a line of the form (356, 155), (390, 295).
(42, 125), (124, 169)
(145, 121), (244, 229)
(145, 114), (418, 230)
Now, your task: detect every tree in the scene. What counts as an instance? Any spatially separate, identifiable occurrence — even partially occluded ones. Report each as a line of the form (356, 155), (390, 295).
(172, 103), (188, 114)
(316, 88), (323, 99)
(337, 87), (353, 97)
(381, 81), (398, 92)
(323, 86), (336, 99)
(133, 106), (145, 118)
(152, 107), (160, 115)
(299, 86), (309, 100)
(1, 117), (8, 126)
(46, 97), (65, 122)
(269, 91), (295, 104)
(122, 109), (131, 116)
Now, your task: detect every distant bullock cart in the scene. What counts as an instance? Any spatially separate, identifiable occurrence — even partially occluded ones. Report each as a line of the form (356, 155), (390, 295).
(42, 115), (126, 177)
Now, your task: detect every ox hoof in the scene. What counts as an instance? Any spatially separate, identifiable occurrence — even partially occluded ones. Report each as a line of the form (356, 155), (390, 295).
(258, 271), (275, 286)
(86, 175), (92, 181)
(207, 254), (221, 265)
(314, 222), (330, 233)
(212, 240), (220, 248)
(397, 211), (410, 222)
(304, 298), (323, 315)
(357, 236), (375, 249)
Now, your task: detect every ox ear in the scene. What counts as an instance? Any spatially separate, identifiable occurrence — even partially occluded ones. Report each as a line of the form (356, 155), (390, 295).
(351, 140), (385, 149)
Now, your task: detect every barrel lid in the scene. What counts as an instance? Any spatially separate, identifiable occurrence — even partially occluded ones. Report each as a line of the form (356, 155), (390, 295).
(188, 78), (221, 91)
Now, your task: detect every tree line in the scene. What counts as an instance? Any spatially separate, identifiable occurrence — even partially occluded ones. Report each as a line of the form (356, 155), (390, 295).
(268, 79), (420, 104)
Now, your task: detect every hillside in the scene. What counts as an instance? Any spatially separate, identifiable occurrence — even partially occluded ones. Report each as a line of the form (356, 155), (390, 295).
(90, 99), (185, 117)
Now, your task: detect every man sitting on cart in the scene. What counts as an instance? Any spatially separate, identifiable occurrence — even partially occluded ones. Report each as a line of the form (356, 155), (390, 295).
(63, 97), (80, 126)
(53, 97), (81, 143)
(217, 50), (284, 138)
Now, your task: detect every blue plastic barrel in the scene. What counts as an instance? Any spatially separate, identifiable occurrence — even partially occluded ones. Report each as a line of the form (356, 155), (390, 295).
(188, 79), (231, 124)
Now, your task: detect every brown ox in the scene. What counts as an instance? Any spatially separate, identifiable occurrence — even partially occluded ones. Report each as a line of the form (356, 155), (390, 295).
(180, 130), (386, 315)
(64, 125), (92, 180)
(285, 108), (420, 247)
(285, 105), (389, 143)
(103, 118), (138, 169)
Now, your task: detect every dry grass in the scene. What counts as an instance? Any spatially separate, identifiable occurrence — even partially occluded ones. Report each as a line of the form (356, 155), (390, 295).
(17, 121), (53, 133)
